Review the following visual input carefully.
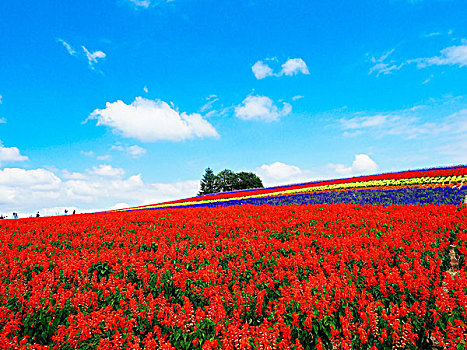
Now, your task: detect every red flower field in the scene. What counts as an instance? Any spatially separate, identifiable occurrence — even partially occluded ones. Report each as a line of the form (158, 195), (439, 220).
(0, 204), (466, 349)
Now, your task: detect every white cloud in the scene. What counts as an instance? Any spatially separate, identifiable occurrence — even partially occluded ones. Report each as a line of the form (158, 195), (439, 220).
(62, 170), (87, 180)
(255, 156), (380, 187)
(369, 63), (404, 76)
(81, 150), (94, 157)
(38, 206), (80, 217)
(422, 74), (434, 85)
(281, 58), (309, 76)
(89, 97), (219, 142)
(372, 39), (467, 75)
(336, 103), (467, 140)
(199, 95), (219, 112)
(0, 168), (60, 188)
(435, 109), (467, 163)
(415, 40), (467, 68)
(82, 46), (106, 68)
(125, 0), (174, 9)
(235, 95), (292, 122)
(256, 162), (311, 186)
(252, 61), (274, 79)
(128, 0), (151, 8)
(143, 86), (149, 93)
(333, 97), (467, 164)
(111, 144), (147, 158)
(89, 164), (125, 177)
(369, 49), (404, 77)
(81, 150), (111, 160)
(127, 145), (146, 157)
(251, 58), (309, 79)
(109, 202), (131, 210)
(0, 118), (5, 124)
(425, 29), (453, 38)
(259, 162), (302, 180)
(58, 39), (76, 56)
(97, 155), (111, 161)
(58, 40), (106, 69)
(0, 165), (199, 216)
(327, 154), (378, 177)
(0, 144), (28, 166)
(292, 95), (304, 101)
(340, 115), (389, 130)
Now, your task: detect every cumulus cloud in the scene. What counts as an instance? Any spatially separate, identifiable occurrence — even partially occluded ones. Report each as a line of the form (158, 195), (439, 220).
(260, 162), (302, 180)
(256, 156), (379, 187)
(111, 144), (147, 158)
(256, 162), (311, 186)
(414, 40), (467, 68)
(89, 164), (125, 177)
(327, 154), (378, 177)
(251, 58), (309, 79)
(251, 61), (275, 79)
(0, 144), (28, 166)
(88, 97), (219, 142)
(235, 95), (292, 122)
(281, 58), (309, 76)
(0, 168), (60, 189)
(62, 170), (87, 180)
(0, 165), (199, 217)
(109, 202), (131, 210)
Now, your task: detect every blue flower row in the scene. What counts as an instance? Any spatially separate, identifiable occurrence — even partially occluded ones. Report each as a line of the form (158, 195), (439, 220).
(141, 186), (467, 211)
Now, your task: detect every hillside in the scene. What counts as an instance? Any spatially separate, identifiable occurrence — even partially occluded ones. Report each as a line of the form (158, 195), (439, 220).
(114, 164), (467, 212)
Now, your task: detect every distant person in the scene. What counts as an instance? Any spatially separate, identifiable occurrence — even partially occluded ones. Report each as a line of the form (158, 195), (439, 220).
(0, 215), (3, 220)
(64, 209), (68, 215)
(36, 211), (40, 217)
(13, 212), (18, 219)
(72, 210), (76, 215)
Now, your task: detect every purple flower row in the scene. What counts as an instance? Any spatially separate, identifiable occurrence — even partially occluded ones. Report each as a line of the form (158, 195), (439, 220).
(126, 186), (467, 212)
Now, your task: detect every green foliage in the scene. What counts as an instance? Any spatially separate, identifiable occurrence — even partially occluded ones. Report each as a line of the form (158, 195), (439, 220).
(198, 167), (264, 195)
(198, 167), (217, 195)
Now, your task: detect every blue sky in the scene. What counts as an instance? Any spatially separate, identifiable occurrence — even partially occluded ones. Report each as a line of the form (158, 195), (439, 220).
(1, 0), (466, 215)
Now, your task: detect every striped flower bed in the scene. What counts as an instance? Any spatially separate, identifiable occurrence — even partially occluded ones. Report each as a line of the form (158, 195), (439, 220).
(114, 165), (467, 212)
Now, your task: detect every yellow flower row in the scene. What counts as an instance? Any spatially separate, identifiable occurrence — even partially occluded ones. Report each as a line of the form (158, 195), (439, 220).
(116, 174), (466, 211)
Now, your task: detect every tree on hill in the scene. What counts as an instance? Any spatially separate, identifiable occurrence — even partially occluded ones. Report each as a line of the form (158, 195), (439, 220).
(198, 168), (264, 195)
(216, 169), (238, 192)
(234, 171), (263, 190)
(198, 167), (218, 195)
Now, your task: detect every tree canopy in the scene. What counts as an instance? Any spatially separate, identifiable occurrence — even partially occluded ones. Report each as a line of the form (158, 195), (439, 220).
(198, 168), (264, 195)
(198, 167), (217, 195)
